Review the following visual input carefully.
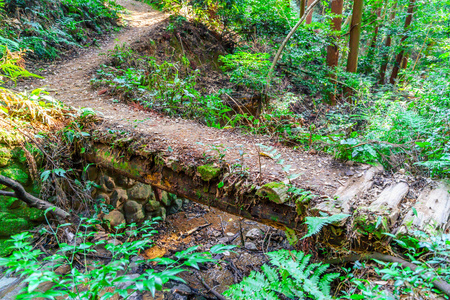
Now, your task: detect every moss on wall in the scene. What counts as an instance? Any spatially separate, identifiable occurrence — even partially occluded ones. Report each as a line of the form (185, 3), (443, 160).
(0, 143), (44, 256)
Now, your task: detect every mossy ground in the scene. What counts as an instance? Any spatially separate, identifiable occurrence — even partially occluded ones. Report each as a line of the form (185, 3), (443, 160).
(197, 164), (221, 181)
(0, 143), (44, 256)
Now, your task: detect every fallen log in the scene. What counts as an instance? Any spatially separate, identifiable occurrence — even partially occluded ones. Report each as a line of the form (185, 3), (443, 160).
(0, 175), (70, 219)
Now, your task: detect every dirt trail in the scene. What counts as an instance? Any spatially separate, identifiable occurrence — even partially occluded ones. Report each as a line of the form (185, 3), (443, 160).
(29, 0), (167, 107)
(22, 0), (365, 198)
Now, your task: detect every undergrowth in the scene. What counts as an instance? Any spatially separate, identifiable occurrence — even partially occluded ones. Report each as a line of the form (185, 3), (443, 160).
(0, 0), (124, 60)
(0, 218), (235, 299)
(225, 249), (339, 300)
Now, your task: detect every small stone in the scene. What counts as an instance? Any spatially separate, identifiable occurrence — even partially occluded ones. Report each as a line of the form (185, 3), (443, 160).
(156, 207), (167, 221)
(129, 255), (145, 273)
(116, 176), (136, 188)
(399, 168), (406, 174)
(345, 170), (355, 176)
(114, 274), (139, 290)
(96, 193), (110, 205)
(124, 201), (145, 223)
(110, 188), (128, 207)
(246, 228), (263, 239)
(54, 264), (71, 275)
(245, 242), (257, 250)
(226, 232), (234, 237)
(171, 284), (192, 295)
(99, 175), (115, 192)
(217, 237), (229, 244)
(144, 199), (160, 212)
(167, 198), (183, 215)
(86, 165), (99, 181)
(127, 183), (152, 200)
(103, 210), (125, 229)
(160, 191), (171, 206)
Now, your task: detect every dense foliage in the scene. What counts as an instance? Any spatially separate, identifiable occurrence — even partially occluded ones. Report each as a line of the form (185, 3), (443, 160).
(225, 249), (339, 300)
(140, 0), (450, 178)
(0, 0), (123, 59)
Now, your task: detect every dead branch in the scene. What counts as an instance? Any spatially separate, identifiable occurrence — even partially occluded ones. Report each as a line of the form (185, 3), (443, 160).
(197, 273), (229, 300)
(325, 252), (450, 297)
(0, 174), (70, 219)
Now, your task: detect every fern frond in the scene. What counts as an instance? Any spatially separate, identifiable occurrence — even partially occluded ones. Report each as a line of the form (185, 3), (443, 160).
(319, 273), (340, 296)
(302, 213), (350, 239)
(226, 249), (340, 300)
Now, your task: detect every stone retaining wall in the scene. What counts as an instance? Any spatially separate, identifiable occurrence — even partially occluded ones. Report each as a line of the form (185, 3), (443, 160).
(87, 166), (185, 229)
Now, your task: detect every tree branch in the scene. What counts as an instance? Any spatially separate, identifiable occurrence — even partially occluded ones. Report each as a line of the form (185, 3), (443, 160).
(0, 175), (70, 219)
(325, 252), (450, 297)
(0, 190), (16, 197)
(265, 0), (320, 89)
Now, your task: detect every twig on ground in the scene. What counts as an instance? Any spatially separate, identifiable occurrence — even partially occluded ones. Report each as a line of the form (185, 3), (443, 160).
(197, 273), (229, 300)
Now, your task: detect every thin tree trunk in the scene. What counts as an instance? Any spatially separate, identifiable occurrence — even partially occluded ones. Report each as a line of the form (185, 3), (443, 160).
(300, 0), (306, 17)
(345, 0), (364, 100)
(346, 0), (364, 73)
(326, 0), (344, 105)
(379, 0), (398, 84)
(305, 0), (314, 24)
(389, 0), (416, 84)
(401, 53), (409, 69)
(365, 1), (383, 72)
(262, 0), (320, 116)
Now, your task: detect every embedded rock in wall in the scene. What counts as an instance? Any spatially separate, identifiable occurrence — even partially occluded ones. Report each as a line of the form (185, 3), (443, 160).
(127, 182), (153, 201)
(93, 170), (185, 227)
(103, 210), (125, 229)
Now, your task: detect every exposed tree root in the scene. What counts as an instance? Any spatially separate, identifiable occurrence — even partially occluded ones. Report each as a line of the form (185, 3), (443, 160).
(0, 175), (70, 219)
(325, 252), (450, 297)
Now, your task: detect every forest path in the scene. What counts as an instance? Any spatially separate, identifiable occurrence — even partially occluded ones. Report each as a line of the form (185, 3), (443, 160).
(22, 0), (449, 235)
(24, 0), (350, 199)
(33, 0), (167, 107)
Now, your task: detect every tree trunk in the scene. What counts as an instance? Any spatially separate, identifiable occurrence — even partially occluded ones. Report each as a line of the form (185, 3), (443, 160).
(401, 53), (409, 69)
(326, 0), (344, 105)
(389, 0), (416, 84)
(379, 0), (398, 84)
(305, 0), (314, 24)
(345, 0), (364, 99)
(364, 2), (383, 73)
(299, 0), (306, 17)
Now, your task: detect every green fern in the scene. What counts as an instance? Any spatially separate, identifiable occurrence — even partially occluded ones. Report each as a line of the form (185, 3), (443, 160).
(224, 249), (339, 300)
(302, 213), (350, 239)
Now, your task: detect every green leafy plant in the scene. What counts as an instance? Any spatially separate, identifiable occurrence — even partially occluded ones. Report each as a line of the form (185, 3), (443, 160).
(0, 0), (124, 60)
(0, 217), (235, 299)
(224, 249), (339, 300)
(303, 213), (350, 239)
(219, 51), (272, 91)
